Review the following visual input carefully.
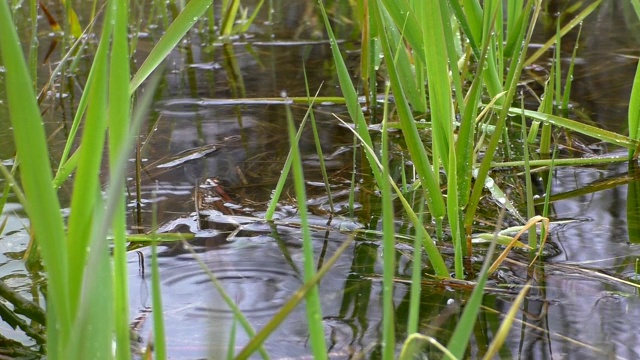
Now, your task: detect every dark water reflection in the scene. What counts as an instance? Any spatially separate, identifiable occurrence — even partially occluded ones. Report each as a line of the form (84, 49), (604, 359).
(2, 0), (640, 359)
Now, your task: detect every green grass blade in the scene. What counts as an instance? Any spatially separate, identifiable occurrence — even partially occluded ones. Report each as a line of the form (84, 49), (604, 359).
(263, 104), (311, 220)
(129, 0), (212, 93)
(407, 199), (425, 335)
(380, 86), (396, 359)
(378, 0), (426, 65)
(284, 104), (327, 358)
(220, 0), (240, 36)
(151, 203), (167, 360)
(628, 48), (640, 157)
(109, 0), (132, 357)
(561, 24), (582, 111)
(65, 2), (113, 317)
(0, 3), (70, 356)
(420, 0), (454, 174)
(481, 282), (531, 359)
(628, 163), (640, 244)
(447, 0), (480, 58)
(506, 107), (638, 149)
(447, 209), (505, 357)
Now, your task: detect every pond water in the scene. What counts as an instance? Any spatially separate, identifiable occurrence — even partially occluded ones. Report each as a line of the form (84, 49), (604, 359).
(2, 0), (640, 359)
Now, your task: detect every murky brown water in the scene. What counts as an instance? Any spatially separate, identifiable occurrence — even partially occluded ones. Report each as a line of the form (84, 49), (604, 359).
(2, 0), (640, 359)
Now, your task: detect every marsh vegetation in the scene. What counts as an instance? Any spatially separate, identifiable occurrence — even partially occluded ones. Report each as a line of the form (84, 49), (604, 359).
(1, 0), (640, 359)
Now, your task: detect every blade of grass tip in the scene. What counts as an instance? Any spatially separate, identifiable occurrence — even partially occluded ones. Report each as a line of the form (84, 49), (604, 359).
(561, 23), (582, 112)
(232, 0), (264, 34)
(220, 0), (240, 36)
(0, 2), (70, 355)
(538, 62), (555, 157)
(447, 206), (507, 358)
(302, 69), (334, 214)
(481, 282), (532, 360)
(283, 103), (327, 359)
(129, 0), (212, 94)
(554, 22), (562, 106)
(109, 0), (132, 357)
(236, 236), (355, 359)
(317, 0), (383, 187)
(264, 91), (318, 220)
(380, 84), (396, 360)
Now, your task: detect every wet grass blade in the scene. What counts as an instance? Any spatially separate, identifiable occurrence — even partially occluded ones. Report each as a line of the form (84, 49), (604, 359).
(0, 2), (70, 356)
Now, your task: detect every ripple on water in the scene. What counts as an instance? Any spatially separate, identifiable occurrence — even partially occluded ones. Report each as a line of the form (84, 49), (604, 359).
(160, 255), (302, 319)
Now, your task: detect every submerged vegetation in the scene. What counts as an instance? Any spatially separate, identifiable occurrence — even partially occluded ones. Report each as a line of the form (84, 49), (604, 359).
(1, 0), (640, 359)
